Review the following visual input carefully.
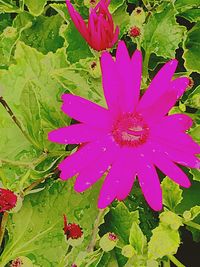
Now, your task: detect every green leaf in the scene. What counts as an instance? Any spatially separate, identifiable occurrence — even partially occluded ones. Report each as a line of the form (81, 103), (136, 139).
(0, 42), (69, 138)
(179, 9), (200, 23)
(52, 59), (105, 105)
(109, 0), (125, 14)
(0, 180), (101, 266)
(129, 222), (147, 255)
(0, 0), (21, 13)
(159, 211), (183, 230)
(183, 22), (200, 73)
(14, 13), (64, 54)
(102, 202), (139, 246)
(112, 2), (131, 38)
(186, 85), (200, 109)
(175, 0), (200, 12)
(190, 168), (200, 182)
(0, 20), (31, 67)
(0, 13), (12, 33)
(142, 4), (185, 58)
(20, 81), (44, 148)
(176, 181), (200, 213)
(60, 23), (93, 63)
(24, 0), (47, 16)
(161, 177), (183, 211)
(148, 224), (180, 260)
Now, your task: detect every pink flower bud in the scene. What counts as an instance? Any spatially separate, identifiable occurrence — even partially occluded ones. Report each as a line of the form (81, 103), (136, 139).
(0, 188), (17, 213)
(66, 0), (119, 51)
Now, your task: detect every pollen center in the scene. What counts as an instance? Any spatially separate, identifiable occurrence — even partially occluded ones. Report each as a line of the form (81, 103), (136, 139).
(112, 113), (149, 147)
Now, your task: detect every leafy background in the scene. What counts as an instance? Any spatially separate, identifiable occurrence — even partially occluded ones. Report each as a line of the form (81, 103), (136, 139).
(0, 0), (199, 266)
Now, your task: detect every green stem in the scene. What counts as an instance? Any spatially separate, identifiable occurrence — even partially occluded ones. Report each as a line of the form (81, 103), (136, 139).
(0, 96), (42, 151)
(184, 220), (200, 231)
(168, 255), (185, 267)
(143, 49), (151, 84)
(163, 259), (171, 267)
(87, 209), (104, 252)
(0, 212), (9, 248)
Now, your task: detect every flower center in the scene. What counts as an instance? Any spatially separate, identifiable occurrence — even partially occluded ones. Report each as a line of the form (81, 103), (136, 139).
(112, 113), (149, 147)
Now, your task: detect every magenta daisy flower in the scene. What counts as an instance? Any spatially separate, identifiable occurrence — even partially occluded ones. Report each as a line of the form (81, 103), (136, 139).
(66, 0), (119, 51)
(48, 41), (200, 211)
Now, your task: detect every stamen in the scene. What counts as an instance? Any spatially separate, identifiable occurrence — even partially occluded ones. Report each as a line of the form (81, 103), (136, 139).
(112, 113), (149, 147)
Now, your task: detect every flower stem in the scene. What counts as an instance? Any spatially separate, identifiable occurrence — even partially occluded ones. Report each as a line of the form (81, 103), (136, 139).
(184, 221), (200, 231)
(0, 212), (9, 248)
(142, 49), (151, 85)
(163, 259), (171, 267)
(87, 209), (104, 252)
(0, 96), (42, 151)
(168, 255), (185, 267)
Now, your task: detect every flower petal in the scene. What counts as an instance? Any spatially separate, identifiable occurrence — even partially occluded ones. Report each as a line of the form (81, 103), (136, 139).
(61, 94), (112, 129)
(137, 158), (162, 211)
(140, 78), (190, 123)
(150, 130), (200, 155)
(98, 148), (137, 208)
(150, 139), (200, 169)
(149, 146), (191, 188)
(59, 135), (115, 180)
(66, 0), (88, 40)
(151, 114), (193, 132)
(116, 41), (142, 112)
(138, 59), (178, 111)
(101, 51), (121, 113)
(74, 141), (120, 192)
(48, 123), (107, 144)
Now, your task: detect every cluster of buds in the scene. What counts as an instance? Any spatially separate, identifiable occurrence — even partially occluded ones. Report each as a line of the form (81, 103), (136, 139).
(63, 214), (83, 240)
(0, 188), (17, 213)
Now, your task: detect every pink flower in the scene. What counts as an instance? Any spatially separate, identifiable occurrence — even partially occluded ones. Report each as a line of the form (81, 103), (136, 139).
(0, 188), (17, 212)
(48, 41), (200, 211)
(66, 0), (119, 51)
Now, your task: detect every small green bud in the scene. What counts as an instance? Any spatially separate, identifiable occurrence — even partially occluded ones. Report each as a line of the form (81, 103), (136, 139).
(122, 245), (136, 258)
(99, 232), (118, 252)
(183, 211), (192, 221)
(66, 235), (84, 246)
(179, 102), (186, 112)
(130, 7), (146, 26)
(89, 61), (101, 79)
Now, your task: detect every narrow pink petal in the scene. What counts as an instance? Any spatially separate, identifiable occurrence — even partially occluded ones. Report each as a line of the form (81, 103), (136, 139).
(140, 78), (189, 123)
(98, 149), (137, 208)
(150, 130), (200, 155)
(150, 148), (191, 188)
(138, 59), (178, 111)
(74, 142), (120, 192)
(149, 139), (200, 169)
(66, 0), (88, 40)
(140, 89), (178, 123)
(48, 123), (106, 145)
(151, 114), (193, 132)
(137, 161), (162, 211)
(110, 26), (120, 47)
(100, 51), (121, 113)
(61, 94), (112, 130)
(173, 77), (189, 99)
(59, 135), (115, 180)
(116, 41), (142, 112)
